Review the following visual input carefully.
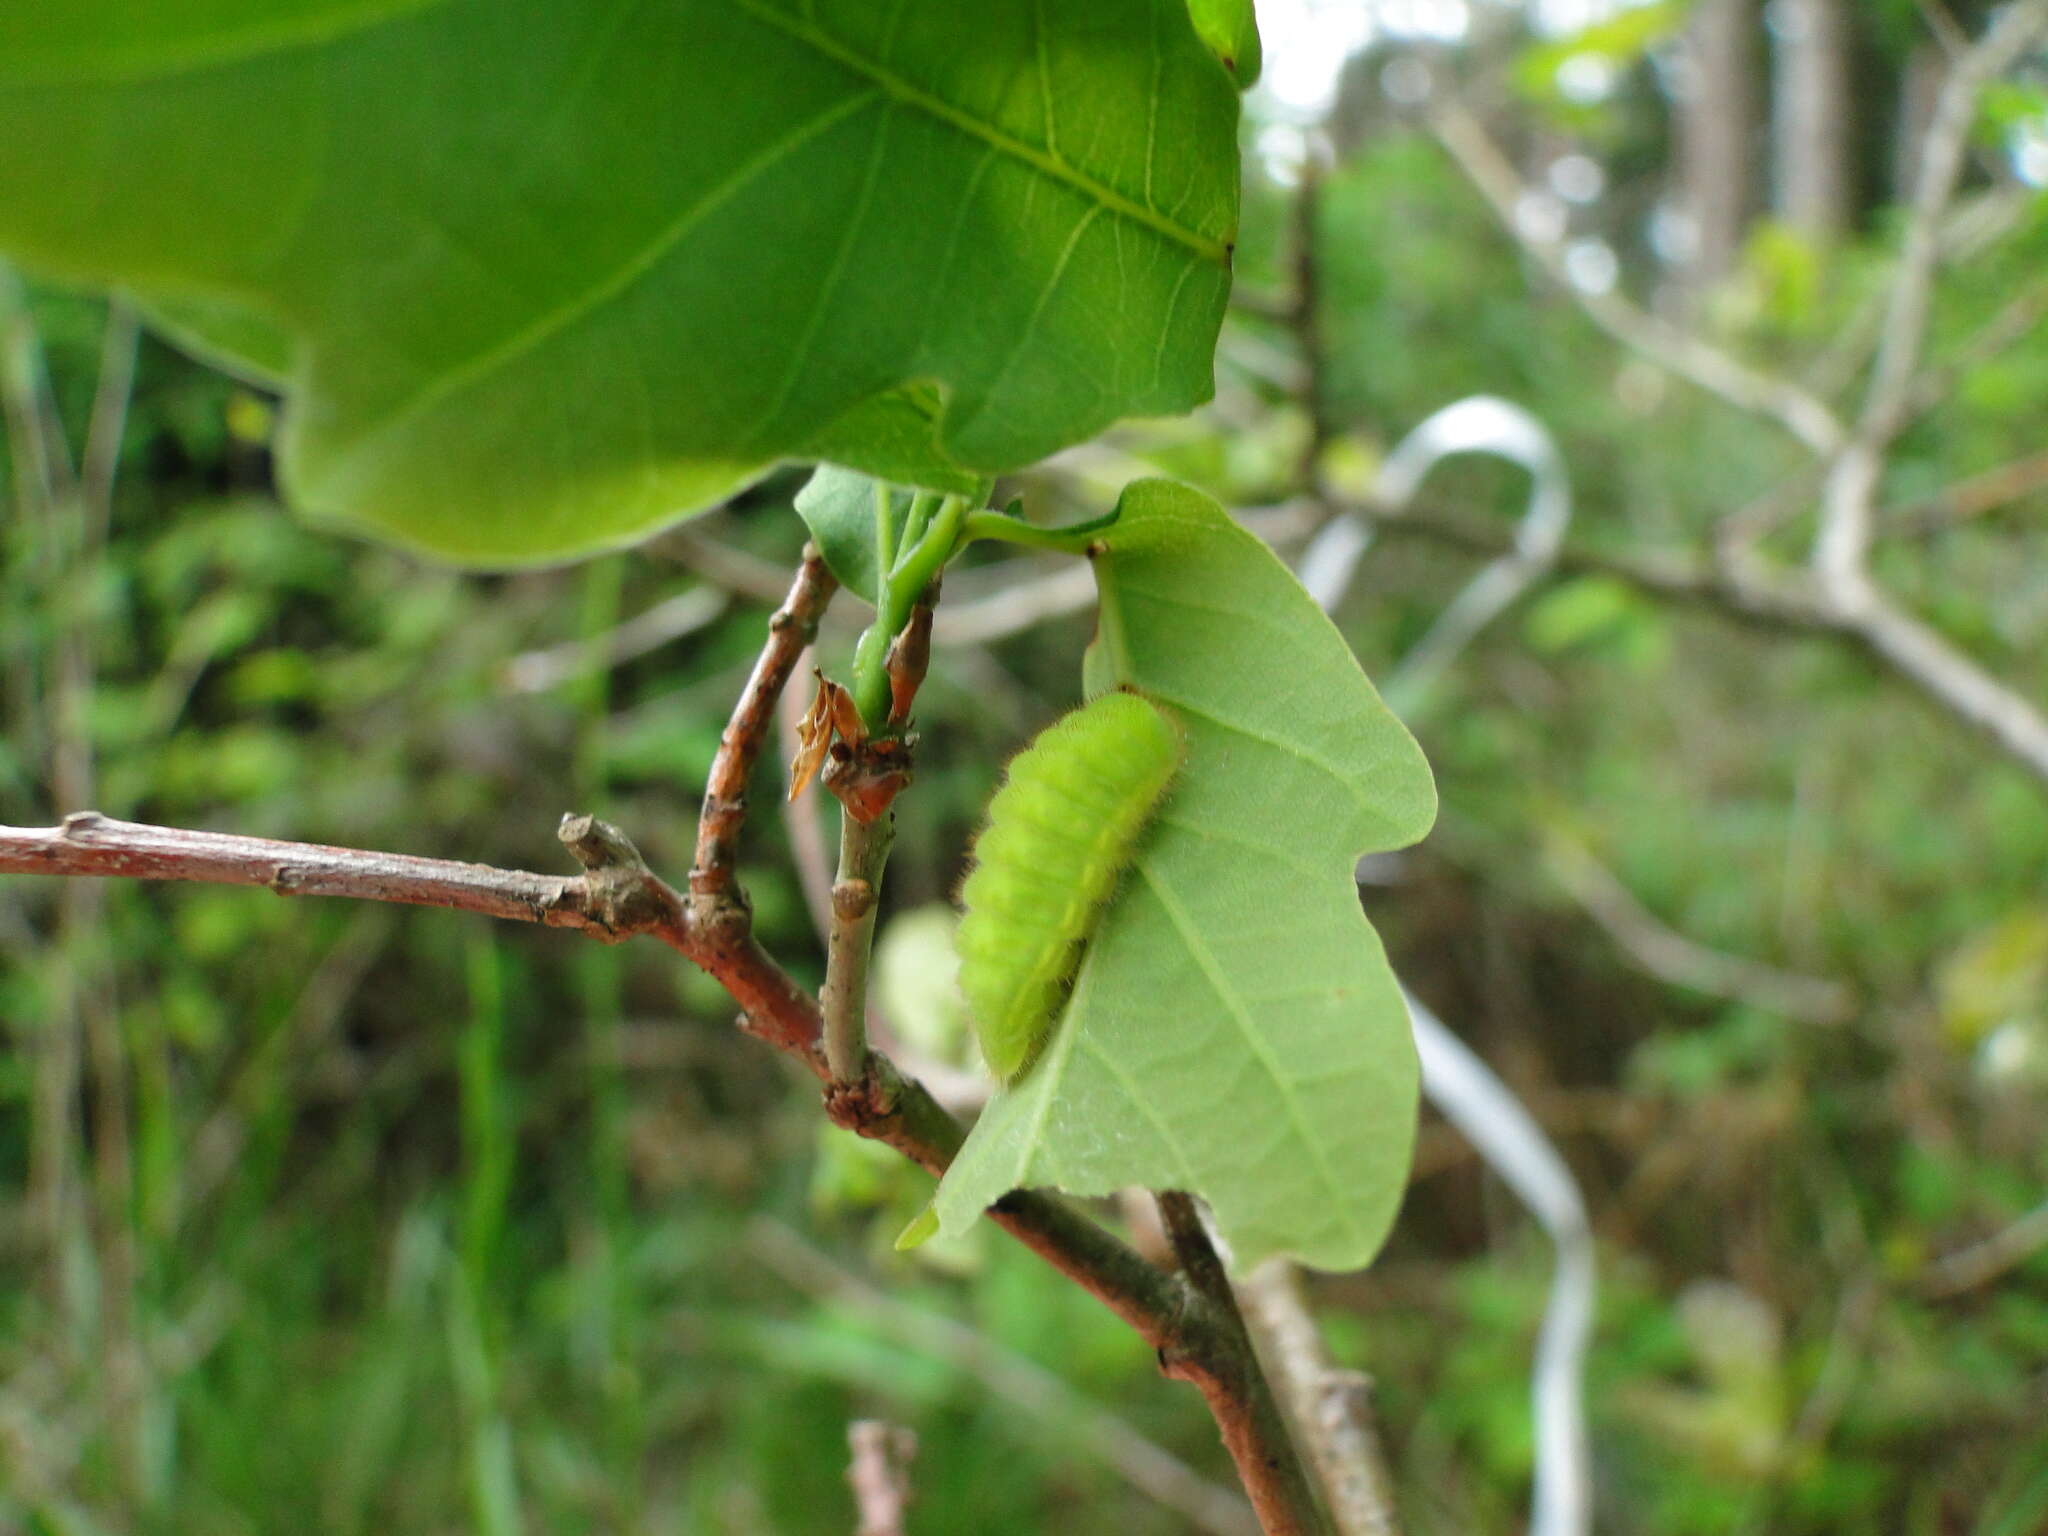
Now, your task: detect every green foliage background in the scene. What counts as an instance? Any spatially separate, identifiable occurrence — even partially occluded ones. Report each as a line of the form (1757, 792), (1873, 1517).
(6, 2), (2048, 1533)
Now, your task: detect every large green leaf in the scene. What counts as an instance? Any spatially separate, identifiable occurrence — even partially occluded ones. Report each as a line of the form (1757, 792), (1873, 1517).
(932, 480), (1436, 1272)
(0, 1), (1239, 565)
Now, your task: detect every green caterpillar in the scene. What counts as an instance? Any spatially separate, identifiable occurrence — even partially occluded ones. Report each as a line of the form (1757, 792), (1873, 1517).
(955, 690), (1185, 1082)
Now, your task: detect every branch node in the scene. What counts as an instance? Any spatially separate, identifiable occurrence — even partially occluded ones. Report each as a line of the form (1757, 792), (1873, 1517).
(689, 888), (754, 951)
(831, 877), (876, 922)
(557, 813), (680, 939)
(557, 812), (648, 873)
(60, 810), (106, 837)
(822, 1059), (900, 1130)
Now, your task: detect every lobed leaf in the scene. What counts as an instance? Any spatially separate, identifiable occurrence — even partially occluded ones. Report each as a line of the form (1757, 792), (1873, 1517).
(933, 479), (1436, 1272)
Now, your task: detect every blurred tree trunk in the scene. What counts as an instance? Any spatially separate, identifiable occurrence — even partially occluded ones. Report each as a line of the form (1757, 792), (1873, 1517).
(1772, 0), (1853, 242)
(1892, 41), (1948, 200)
(1673, 0), (1760, 304)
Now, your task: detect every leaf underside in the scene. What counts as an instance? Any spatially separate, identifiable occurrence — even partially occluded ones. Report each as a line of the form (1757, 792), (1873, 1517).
(933, 480), (1438, 1274)
(0, 0), (1239, 564)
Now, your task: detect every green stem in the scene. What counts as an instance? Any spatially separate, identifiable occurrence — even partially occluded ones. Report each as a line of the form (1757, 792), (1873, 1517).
(872, 479), (900, 576)
(849, 620), (896, 732)
(819, 807), (894, 1083)
(960, 507), (1113, 554)
(850, 489), (979, 730)
(897, 488), (939, 556)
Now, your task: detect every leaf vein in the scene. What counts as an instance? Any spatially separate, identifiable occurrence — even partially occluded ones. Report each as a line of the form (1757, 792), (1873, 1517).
(326, 88), (879, 474)
(728, 0), (1228, 264)
(1136, 863), (1370, 1251)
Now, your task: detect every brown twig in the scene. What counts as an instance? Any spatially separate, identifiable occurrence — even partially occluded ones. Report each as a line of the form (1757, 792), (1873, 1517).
(1885, 447), (2048, 537)
(0, 811), (692, 945)
(1159, 1193), (1331, 1536)
(690, 544), (837, 898)
(1239, 1262), (1404, 1536)
(847, 1420), (917, 1536)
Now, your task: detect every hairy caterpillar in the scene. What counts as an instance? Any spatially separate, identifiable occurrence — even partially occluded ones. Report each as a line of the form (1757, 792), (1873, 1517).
(955, 690), (1185, 1082)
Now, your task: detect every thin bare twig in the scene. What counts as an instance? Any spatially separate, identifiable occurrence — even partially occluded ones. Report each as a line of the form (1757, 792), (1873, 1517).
(79, 301), (139, 545)
(1845, 597), (2048, 783)
(1816, 0), (2048, 590)
(1922, 1197), (2048, 1297)
(752, 1220), (1257, 1536)
(931, 560), (1098, 645)
(1239, 1263), (1404, 1536)
(501, 586), (726, 693)
(1324, 482), (2048, 786)
(1899, 274), (2048, 423)
(1290, 152), (1336, 501)
(1158, 1194), (1330, 1536)
(847, 1421), (917, 1536)
(651, 525), (814, 607)
(1885, 447), (2048, 536)
(821, 809), (892, 1083)
(0, 811), (693, 946)
(1913, 0), (1969, 54)
(1425, 94), (1844, 456)
(1543, 836), (1857, 1025)
(690, 546), (837, 898)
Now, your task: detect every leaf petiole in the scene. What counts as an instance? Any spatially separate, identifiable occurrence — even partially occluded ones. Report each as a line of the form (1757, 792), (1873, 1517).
(872, 479), (900, 575)
(960, 505), (1120, 554)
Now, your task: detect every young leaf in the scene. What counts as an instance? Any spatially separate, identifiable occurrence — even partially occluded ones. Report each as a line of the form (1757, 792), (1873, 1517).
(0, 1), (1239, 566)
(794, 466), (899, 605)
(1184, 0), (1263, 88)
(932, 480), (1437, 1273)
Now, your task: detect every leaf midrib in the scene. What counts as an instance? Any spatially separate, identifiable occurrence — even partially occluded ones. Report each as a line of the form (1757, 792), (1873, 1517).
(1136, 860), (1371, 1254)
(730, 0), (1231, 266)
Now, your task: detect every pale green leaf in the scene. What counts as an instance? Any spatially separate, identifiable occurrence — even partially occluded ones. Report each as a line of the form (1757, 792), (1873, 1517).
(1184, 0), (1261, 88)
(793, 465), (897, 605)
(933, 480), (1436, 1272)
(0, 0), (1239, 565)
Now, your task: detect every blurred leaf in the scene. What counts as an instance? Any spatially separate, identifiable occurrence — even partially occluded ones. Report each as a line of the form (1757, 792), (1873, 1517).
(1513, 0), (1682, 106)
(0, 1), (1239, 563)
(874, 904), (969, 1063)
(1938, 909), (2048, 1048)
